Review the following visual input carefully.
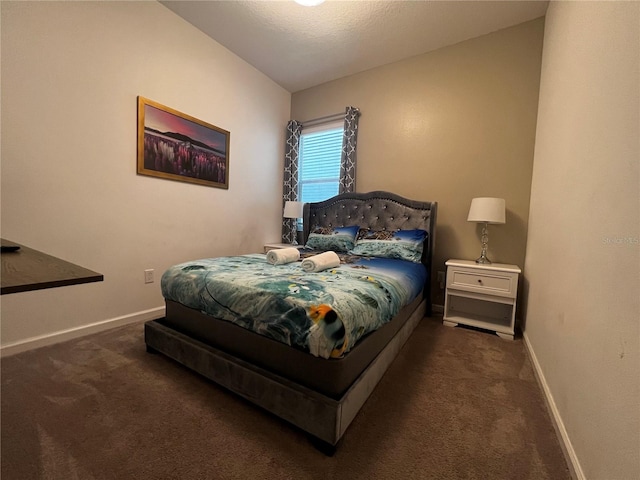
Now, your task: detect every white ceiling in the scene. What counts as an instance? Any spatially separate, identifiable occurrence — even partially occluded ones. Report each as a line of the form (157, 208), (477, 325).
(161, 0), (549, 93)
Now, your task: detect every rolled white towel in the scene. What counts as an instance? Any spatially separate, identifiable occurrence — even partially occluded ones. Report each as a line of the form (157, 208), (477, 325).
(301, 251), (341, 273)
(266, 247), (300, 265)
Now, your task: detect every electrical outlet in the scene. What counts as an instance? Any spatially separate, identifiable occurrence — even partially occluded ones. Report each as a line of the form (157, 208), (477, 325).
(144, 269), (154, 284)
(437, 271), (446, 289)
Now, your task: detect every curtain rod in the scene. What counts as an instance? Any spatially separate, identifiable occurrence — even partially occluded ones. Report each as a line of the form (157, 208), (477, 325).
(301, 112), (345, 128)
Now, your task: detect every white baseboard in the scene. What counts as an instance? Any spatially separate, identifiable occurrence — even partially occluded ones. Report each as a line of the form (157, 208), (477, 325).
(0, 307), (164, 357)
(431, 303), (444, 315)
(523, 332), (584, 480)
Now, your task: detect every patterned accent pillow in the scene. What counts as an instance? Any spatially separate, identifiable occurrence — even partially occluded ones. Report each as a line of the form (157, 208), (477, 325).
(350, 229), (428, 263)
(305, 225), (360, 252)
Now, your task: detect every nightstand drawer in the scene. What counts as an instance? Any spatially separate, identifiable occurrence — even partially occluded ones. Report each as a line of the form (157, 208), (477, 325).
(447, 269), (517, 298)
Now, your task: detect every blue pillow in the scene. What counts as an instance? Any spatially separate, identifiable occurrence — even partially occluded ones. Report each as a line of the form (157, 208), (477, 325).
(350, 229), (427, 263)
(305, 225), (360, 252)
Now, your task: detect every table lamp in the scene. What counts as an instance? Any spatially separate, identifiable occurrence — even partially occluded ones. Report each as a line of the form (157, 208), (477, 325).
(283, 201), (304, 245)
(467, 197), (506, 264)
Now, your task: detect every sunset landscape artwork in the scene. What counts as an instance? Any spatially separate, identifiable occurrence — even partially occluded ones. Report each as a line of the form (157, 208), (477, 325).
(137, 97), (230, 189)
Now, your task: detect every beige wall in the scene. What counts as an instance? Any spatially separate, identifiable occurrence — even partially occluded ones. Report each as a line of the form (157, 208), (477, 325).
(523, 2), (639, 479)
(292, 18), (545, 304)
(0, 2), (290, 349)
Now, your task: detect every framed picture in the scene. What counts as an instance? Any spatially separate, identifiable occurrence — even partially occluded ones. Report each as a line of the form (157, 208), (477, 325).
(137, 96), (229, 189)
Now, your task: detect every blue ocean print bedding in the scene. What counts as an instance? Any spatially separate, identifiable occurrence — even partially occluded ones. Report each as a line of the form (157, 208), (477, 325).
(161, 253), (426, 359)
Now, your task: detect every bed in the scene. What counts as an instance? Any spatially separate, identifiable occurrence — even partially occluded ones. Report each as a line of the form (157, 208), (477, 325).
(144, 190), (437, 453)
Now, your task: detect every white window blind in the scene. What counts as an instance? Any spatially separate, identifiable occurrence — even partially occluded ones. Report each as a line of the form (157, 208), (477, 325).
(299, 122), (343, 204)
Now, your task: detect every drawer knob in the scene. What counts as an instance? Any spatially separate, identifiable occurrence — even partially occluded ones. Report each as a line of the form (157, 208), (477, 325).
(477, 279), (482, 284)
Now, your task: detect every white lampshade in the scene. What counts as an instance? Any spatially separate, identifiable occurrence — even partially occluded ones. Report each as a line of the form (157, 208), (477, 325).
(283, 201), (304, 219)
(467, 198), (506, 224)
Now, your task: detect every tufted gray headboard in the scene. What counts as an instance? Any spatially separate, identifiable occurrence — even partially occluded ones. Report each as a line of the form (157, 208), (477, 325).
(302, 191), (438, 314)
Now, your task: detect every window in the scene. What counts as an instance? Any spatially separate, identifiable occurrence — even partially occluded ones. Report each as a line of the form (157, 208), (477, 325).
(298, 121), (343, 203)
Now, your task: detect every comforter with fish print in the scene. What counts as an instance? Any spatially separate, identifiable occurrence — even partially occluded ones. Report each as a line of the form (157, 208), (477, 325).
(161, 252), (426, 359)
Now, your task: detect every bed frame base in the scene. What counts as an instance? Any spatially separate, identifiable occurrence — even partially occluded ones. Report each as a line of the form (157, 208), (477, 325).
(144, 298), (426, 450)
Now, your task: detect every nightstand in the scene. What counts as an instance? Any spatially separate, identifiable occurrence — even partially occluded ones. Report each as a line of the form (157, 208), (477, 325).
(263, 243), (299, 253)
(443, 259), (521, 340)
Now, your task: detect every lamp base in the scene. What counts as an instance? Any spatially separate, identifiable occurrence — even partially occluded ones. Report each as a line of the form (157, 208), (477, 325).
(475, 223), (492, 264)
(475, 254), (492, 264)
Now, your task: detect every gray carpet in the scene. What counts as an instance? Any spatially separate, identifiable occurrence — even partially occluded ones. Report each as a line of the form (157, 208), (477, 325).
(1, 317), (571, 480)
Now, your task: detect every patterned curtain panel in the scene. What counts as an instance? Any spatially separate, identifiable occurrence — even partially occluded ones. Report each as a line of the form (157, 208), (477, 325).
(282, 120), (302, 243)
(339, 106), (361, 194)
